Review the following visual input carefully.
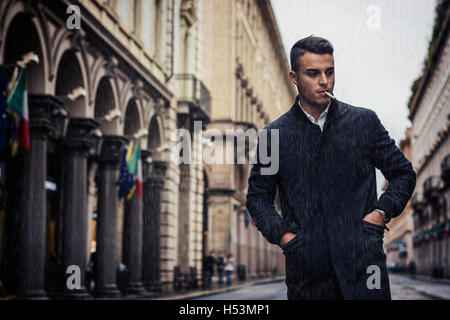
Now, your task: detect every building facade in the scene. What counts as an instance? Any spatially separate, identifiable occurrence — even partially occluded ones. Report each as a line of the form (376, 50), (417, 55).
(384, 128), (415, 268)
(201, 0), (297, 279)
(408, 1), (450, 278)
(0, 0), (201, 298)
(0, 0), (293, 298)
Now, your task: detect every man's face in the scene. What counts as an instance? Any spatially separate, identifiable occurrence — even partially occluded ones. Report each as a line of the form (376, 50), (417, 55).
(289, 52), (335, 108)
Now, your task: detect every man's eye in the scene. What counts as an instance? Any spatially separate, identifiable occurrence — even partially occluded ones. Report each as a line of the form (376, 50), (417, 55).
(307, 72), (318, 77)
(326, 70), (334, 76)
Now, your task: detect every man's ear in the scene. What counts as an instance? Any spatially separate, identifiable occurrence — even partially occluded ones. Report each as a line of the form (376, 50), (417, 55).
(289, 71), (298, 86)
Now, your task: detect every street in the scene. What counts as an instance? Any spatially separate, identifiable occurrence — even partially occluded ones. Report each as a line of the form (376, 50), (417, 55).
(192, 273), (450, 300)
(192, 281), (287, 300)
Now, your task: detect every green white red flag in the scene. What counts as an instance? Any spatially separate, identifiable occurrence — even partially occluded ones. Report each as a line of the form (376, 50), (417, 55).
(8, 69), (30, 154)
(127, 142), (143, 200)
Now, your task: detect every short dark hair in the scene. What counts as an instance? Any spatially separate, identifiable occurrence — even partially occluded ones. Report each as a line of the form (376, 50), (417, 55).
(290, 36), (334, 72)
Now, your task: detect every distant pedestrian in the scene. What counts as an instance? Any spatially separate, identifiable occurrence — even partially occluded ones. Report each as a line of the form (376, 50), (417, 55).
(203, 251), (215, 288)
(216, 252), (225, 284)
(0, 279), (5, 299)
(45, 253), (58, 297)
(224, 252), (235, 286)
(205, 251), (216, 275)
(409, 260), (417, 279)
(87, 241), (97, 292)
(86, 251), (96, 291)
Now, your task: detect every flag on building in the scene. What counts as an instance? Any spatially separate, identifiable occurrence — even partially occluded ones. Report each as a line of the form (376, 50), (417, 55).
(125, 141), (136, 201)
(118, 145), (130, 200)
(7, 69), (29, 153)
(245, 209), (255, 228)
(118, 141), (143, 201)
(118, 142), (137, 201)
(445, 218), (450, 237)
(0, 67), (8, 150)
(126, 140), (134, 163)
(127, 142), (142, 201)
(135, 144), (143, 200)
(10, 112), (19, 156)
(244, 210), (250, 228)
(128, 142), (138, 176)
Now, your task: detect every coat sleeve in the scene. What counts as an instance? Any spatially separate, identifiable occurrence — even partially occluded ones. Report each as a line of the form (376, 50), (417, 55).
(246, 129), (288, 246)
(368, 111), (416, 221)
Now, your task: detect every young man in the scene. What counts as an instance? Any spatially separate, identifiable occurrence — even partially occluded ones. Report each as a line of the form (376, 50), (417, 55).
(246, 36), (416, 300)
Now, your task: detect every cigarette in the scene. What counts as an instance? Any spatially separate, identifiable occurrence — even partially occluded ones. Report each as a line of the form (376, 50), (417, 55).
(325, 92), (336, 99)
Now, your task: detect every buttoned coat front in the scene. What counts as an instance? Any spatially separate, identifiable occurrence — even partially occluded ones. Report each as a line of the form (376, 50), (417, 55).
(246, 97), (416, 300)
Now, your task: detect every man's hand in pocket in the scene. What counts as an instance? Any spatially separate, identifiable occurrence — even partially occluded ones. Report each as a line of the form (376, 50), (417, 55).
(281, 232), (297, 246)
(363, 211), (384, 226)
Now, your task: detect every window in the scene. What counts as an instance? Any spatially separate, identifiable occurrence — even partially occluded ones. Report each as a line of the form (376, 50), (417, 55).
(141, 0), (155, 53)
(116, 0), (131, 29)
(133, 0), (139, 34)
(141, 0), (164, 61)
(154, 0), (164, 60)
(115, 0), (140, 33)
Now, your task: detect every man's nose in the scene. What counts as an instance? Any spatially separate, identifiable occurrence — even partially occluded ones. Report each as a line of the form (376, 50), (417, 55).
(319, 73), (328, 86)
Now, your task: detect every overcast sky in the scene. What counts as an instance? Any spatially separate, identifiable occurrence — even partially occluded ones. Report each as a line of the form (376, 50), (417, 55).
(271, 0), (437, 192)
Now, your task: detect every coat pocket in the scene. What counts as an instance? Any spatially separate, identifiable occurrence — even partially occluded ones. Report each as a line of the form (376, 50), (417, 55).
(282, 235), (302, 256)
(355, 220), (387, 284)
(361, 220), (385, 238)
(283, 234), (315, 288)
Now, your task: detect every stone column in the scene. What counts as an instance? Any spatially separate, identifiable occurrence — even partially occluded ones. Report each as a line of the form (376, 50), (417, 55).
(264, 239), (269, 276)
(142, 160), (168, 295)
(94, 136), (127, 297)
(177, 164), (191, 274)
(122, 179), (146, 296)
(121, 147), (155, 297)
(59, 118), (99, 299)
(16, 95), (63, 299)
(140, 150), (152, 291)
(236, 210), (243, 268)
(248, 226), (254, 279)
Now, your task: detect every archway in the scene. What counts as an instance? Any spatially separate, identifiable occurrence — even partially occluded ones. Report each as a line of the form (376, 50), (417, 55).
(46, 48), (90, 296)
(0, 12), (47, 296)
(55, 51), (86, 117)
(148, 116), (161, 150)
(2, 13), (46, 93)
(94, 77), (117, 134)
(124, 99), (140, 138)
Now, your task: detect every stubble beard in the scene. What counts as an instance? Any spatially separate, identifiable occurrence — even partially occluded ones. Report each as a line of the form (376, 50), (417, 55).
(298, 87), (330, 110)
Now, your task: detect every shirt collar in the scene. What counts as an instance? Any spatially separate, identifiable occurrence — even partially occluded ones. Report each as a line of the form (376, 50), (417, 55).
(298, 100), (330, 123)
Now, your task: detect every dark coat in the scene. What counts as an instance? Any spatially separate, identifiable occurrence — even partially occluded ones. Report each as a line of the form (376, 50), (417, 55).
(203, 255), (216, 273)
(246, 97), (416, 300)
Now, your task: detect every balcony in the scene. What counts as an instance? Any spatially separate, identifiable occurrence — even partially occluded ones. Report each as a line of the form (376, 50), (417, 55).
(411, 193), (426, 215)
(441, 154), (450, 186)
(176, 74), (211, 122)
(423, 176), (444, 202)
(412, 193), (427, 229)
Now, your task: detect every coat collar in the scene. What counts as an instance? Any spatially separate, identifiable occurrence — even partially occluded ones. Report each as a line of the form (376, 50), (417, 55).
(289, 95), (340, 131)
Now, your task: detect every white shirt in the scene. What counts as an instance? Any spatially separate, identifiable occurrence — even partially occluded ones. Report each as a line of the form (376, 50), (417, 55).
(298, 101), (330, 132)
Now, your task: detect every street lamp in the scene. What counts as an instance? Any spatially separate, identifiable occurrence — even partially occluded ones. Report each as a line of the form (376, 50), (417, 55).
(412, 193), (426, 210)
(412, 193), (426, 227)
(441, 154), (450, 187)
(89, 128), (103, 156)
(53, 86), (87, 139)
(423, 176), (444, 203)
(141, 150), (153, 179)
(144, 153), (153, 165)
(51, 107), (69, 139)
